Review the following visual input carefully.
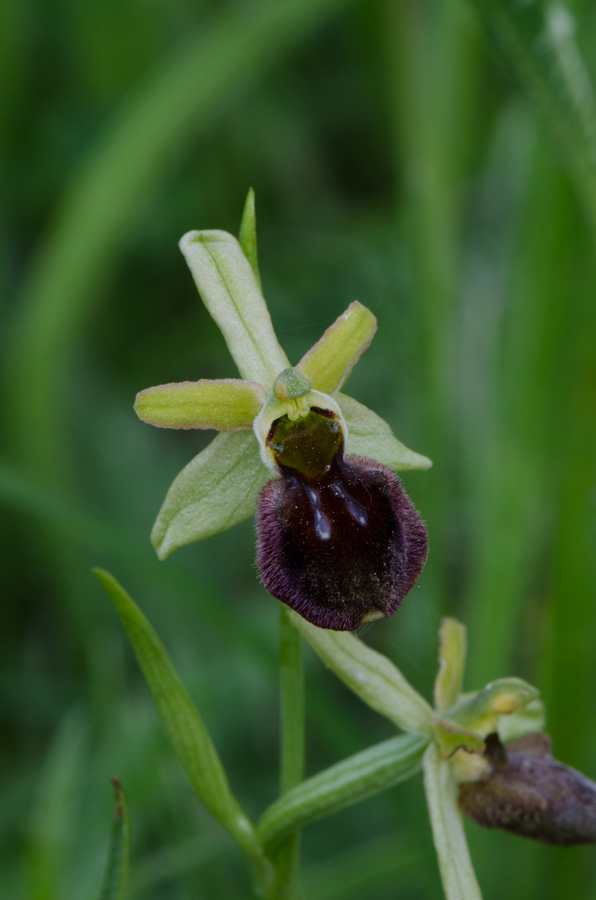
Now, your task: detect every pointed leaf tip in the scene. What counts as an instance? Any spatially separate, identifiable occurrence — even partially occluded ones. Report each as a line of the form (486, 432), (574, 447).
(238, 188), (261, 287)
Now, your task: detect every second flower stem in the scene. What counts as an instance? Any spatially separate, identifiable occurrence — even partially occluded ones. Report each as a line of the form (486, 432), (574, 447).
(274, 605), (306, 897)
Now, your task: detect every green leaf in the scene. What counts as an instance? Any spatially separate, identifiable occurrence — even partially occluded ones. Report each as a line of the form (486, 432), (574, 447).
(179, 230), (289, 386)
(258, 733), (428, 851)
(134, 379), (263, 431)
(338, 394), (432, 471)
(98, 777), (130, 900)
(94, 569), (274, 896)
(238, 188), (261, 287)
(447, 677), (540, 737)
(288, 610), (434, 736)
(298, 302), (377, 394)
(151, 431), (270, 559)
(423, 744), (483, 900)
(434, 618), (467, 714)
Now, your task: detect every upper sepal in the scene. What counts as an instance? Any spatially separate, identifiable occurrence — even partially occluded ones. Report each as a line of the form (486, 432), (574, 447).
(151, 431), (270, 558)
(179, 230), (289, 386)
(135, 379), (264, 430)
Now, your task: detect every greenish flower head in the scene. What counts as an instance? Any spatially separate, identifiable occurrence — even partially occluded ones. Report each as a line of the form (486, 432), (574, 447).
(135, 192), (432, 629)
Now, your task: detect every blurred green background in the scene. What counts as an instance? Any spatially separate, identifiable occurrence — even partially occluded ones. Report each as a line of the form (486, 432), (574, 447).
(2, 0), (596, 897)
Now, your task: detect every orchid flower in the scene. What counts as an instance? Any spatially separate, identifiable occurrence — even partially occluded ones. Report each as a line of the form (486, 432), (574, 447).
(135, 195), (431, 629)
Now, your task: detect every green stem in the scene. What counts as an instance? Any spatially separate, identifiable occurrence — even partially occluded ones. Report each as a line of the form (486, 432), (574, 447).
(422, 744), (482, 900)
(273, 607), (306, 898)
(280, 607), (305, 793)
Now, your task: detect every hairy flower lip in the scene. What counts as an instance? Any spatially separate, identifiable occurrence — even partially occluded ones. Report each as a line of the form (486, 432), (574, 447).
(256, 453), (428, 632)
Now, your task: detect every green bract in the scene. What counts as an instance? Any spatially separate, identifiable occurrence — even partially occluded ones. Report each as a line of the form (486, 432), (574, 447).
(135, 201), (431, 560)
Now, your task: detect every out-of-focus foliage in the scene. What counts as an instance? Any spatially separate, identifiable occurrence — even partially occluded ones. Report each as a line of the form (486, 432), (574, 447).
(1, 0), (595, 898)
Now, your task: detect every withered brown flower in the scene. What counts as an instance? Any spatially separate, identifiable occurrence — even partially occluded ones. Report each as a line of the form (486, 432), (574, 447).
(459, 732), (596, 846)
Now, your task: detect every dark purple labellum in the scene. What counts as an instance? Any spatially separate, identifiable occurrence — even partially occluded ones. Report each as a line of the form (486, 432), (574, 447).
(459, 732), (596, 846)
(256, 407), (428, 631)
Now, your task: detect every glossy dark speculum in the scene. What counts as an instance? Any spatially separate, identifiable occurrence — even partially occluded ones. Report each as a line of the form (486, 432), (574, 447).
(256, 407), (428, 631)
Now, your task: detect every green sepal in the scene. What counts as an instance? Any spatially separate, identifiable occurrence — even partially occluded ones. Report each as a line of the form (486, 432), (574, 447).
(298, 302), (377, 394)
(287, 610), (434, 736)
(498, 697), (546, 743)
(179, 230), (289, 386)
(258, 733), (428, 851)
(447, 678), (540, 738)
(151, 431), (270, 559)
(338, 394), (432, 471)
(432, 719), (485, 760)
(434, 618), (467, 714)
(98, 777), (130, 900)
(134, 379), (264, 431)
(422, 743), (482, 900)
(94, 569), (275, 895)
(238, 188), (261, 288)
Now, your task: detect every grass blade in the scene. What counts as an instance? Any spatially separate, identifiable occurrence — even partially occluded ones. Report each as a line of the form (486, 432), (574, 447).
(99, 777), (130, 900)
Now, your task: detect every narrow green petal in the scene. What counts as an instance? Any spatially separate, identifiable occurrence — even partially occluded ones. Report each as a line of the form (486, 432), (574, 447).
(298, 302), (377, 394)
(338, 394), (432, 471)
(151, 431), (270, 559)
(434, 618), (467, 714)
(179, 230), (289, 386)
(423, 744), (483, 900)
(238, 188), (261, 287)
(288, 610), (434, 736)
(134, 379), (263, 430)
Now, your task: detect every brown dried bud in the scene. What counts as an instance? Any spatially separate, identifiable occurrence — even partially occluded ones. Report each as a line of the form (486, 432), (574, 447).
(255, 406), (428, 631)
(459, 732), (596, 846)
